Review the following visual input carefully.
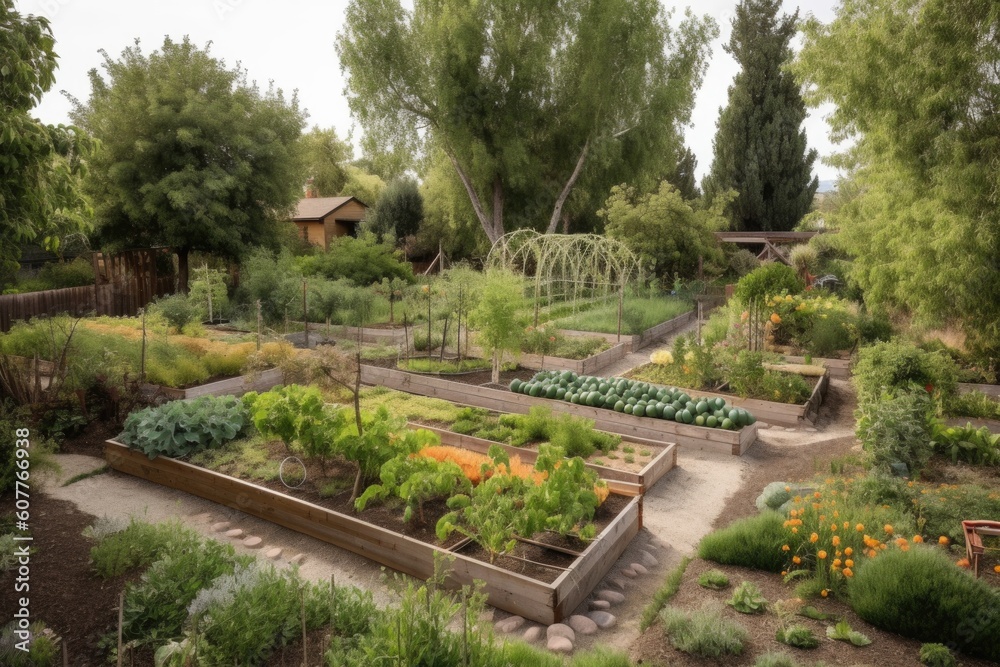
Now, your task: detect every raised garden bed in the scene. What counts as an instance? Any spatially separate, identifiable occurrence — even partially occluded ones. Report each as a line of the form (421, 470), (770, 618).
(142, 368), (285, 401)
(558, 310), (695, 353)
(409, 423), (677, 496)
(360, 365), (756, 456)
(958, 382), (1000, 400)
(103, 440), (640, 624)
(781, 354), (851, 380)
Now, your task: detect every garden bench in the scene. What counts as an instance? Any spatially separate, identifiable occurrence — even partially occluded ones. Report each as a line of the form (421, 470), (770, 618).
(962, 520), (1000, 577)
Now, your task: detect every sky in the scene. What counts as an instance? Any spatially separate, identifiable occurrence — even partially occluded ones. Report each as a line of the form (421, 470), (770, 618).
(25, 0), (843, 187)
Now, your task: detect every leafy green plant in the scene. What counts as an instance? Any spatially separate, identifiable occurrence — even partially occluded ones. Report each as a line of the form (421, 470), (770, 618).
(853, 340), (959, 405)
(120, 395), (248, 459)
(0, 620), (58, 666)
(848, 546), (1000, 661)
(826, 619), (871, 646)
(775, 624), (819, 649)
(932, 421), (1000, 466)
(698, 569), (730, 590)
(797, 605), (838, 622)
(698, 512), (788, 572)
(727, 580), (768, 613)
(555, 295), (690, 335)
(469, 268), (528, 384)
(243, 384), (348, 462)
(855, 388), (936, 476)
(522, 445), (605, 540)
(659, 604), (747, 657)
(734, 263), (803, 304)
(639, 556), (691, 631)
(297, 235), (415, 287)
(150, 293), (199, 331)
(398, 357), (491, 373)
(753, 652), (802, 667)
(356, 454), (472, 523)
(88, 519), (187, 578)
(919, 643), (957, 667)
(947, 390), (1000, 420)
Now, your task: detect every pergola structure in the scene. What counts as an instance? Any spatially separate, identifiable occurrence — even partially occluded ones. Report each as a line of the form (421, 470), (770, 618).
(713, 231), (835, 265)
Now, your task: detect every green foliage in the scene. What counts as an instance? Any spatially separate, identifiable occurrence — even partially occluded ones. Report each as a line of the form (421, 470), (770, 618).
(365, 176), (423, 240)
(555, 294), (691, 335)
(727, 350), (812, 404)
(188, 265), (229, 321)
(795, 0), (1000, 363)
(698, 511), (788, 572)
(0, 407), (58, 494)
(932, 422), (1000, 466)
(5, 257), (96, 294)
(728, 248), (760, 278)
(399, 357), (491, 374)
(337, 0), (718, 243)
(697, 569), (730, 590)
(470, 269), (528, 383)
(358, 387), (461, 424)
(495, 406), (619, 457)
(659, 604), (747, 657)
(298, 236), (415, 287)
(753, 652), (802, 667)
(0, 620), (58, 667)
(919, 643), (957, 667)
(150, 294), (198, 331)
(600, 181), (726, 281)
(703, 0), (817, 231)
(120, 395), (248, 459)
(88, 518), (185, 578)
(733, 263), (803, 305)
(825, 619), (872, 646)
(356, 455), (472, 523)
(0, 1), (93, 280)
(947, 390), (1000, 421)
(855, 389), (936, 476)
(853, 341), (959, 405)
(639, 556), (691, 631)
(300, 126), (353, 197)
(236, 248), (304, 324)
(848, 546), (1000, 661)
(243, 384), (345, 459)
(727, 580), (768, 613)
(775, 624), (819, 649)
(522, 445), (604, 540)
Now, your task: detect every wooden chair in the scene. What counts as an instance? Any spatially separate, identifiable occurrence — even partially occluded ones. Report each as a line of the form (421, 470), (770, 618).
(962, 520), (1000, 577)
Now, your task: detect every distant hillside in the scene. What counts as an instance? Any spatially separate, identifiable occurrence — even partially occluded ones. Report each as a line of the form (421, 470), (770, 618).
(817, 179), (836, 193)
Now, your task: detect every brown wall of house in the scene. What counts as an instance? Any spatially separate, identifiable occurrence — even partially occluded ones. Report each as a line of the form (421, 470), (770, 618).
(294, 222), (326, 246)
(323, 201), (367, 246)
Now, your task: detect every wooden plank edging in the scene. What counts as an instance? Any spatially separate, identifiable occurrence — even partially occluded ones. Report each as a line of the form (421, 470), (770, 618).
(141, 368), (284, 401)
(103, 440), (639, 624)
(781, 355), (851, 380)
(957, 382), (1000, 399)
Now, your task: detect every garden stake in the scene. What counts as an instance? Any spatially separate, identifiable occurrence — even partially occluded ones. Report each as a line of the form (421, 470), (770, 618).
(62, 639), (68, 667)
(140, 307), (147, 382)
(300, 586), (307, 667)
(617, 286), (624, 342)
(117, 590), (124, 667)
(403, 311), (410, 362)
(439, 314), (449, 363)
(256, 300), (263, 351)
(302, 280), (309, 349)
(330, 573), (337, 626)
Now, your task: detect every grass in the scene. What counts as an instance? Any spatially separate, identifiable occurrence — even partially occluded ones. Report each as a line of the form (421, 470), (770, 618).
(88, 518), (197, 578)
(359, 387), (462, 424)
(61, 465), (109, 486)
(639, 556), (691, 631)
(659, 603), (747, 657)
(190, 436), (281, 482)
(698, 511), (789, 572)
(398, 357), (491, 373)
(555, 296), (691, 335)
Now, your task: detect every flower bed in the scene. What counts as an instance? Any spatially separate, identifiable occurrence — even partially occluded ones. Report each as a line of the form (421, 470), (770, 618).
(102, 439), (640, 624)
(360, 365), (757, 455)
(558, 310), (696, 353)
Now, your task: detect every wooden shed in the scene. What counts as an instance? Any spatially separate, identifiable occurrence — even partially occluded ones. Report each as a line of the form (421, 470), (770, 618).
(291, 196), (369, 249)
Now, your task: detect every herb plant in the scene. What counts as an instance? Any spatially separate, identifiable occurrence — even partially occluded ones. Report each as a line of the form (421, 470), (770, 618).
(775, 624), (819, 649)
(355, 455), (472, 523)
(826, 620), (872, 646)
(727, 580), (768, 614)
(120, 395), (248, 459)
(698, 569), (730, 590)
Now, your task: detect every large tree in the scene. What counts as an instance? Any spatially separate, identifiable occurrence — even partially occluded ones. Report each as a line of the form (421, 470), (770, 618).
(0, 1), (92, 281)
(703, 0), (817, 232)
(337, 0), (716, 245)
(301, 126), (353, 197)
(71, 37), (306, 291)
(794, 0), (1000, 361)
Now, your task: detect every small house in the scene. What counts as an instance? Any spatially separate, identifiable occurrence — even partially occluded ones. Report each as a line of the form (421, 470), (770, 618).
(291, 195), (369, 249)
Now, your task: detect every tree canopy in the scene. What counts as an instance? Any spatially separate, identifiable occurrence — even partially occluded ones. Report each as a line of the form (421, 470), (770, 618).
(301, 126), (353, 197)
(337, 0), (717, 245)
(0, 0), (92, 281)
(365, 177), (423, 242)
(70, 37), (306, 291)
(704, 0), (817, 232)
(794, 0), (1000, 361)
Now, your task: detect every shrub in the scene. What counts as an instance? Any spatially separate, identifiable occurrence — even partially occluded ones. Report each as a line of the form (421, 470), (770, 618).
(0, 620), (58, 666)
(119, 395), (249, 459)
(698, 569), (730, 590)
(150, 293), (199, 331)
(728, 248), (760, 277)
(37, 256), (95, 289)
(853, 340), (960, 405)
(856, 310), (893, 344)
(698, 512), (788, 572)
(798, 309), (855, 356)
(947, 390), (1000, 420)
(775, 624), (819, 649)
(932, 422), (1000, 466)
(89, 519), (188, 578)
(734, 263), (803, 305)
(297, 236), (415, 287)
(919, 643), (956, 667)
(848, 546), (1000, 661)
(727, 580), (768, 613)
(856, 389), (936, 476)
(659, 604), (747, 657)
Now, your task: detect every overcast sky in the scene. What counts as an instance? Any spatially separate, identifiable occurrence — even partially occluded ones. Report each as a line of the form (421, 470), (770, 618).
(25, 0), (843, 186)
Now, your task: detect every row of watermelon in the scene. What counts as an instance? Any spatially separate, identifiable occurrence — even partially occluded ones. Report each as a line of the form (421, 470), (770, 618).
(509, 370), (755, 430)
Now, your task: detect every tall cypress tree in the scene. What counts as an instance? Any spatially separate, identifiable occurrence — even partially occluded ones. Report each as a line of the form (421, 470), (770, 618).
(704, 0), (818, 231)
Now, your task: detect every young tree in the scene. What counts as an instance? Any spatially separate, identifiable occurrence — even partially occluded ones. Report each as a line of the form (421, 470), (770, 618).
(365, 177), (423, 241)
(70, 37), (307, 291)
(469, 269), (527, 384)
(0, 1), (93, 281)
(794, 0), (1000, 362)
(703, 0), (818, 232)
(337, 0), (716, 244)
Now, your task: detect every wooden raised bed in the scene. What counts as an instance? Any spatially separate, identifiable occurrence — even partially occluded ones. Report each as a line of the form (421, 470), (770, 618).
(411, 423), (677, 497)
(467, 341), (629, 376)
(958, 382), (1000, 400)
(672, 371), (830, 428)
(143, 368), (284, 401)
(781, 354), (851, 380)
(361, 365), (756, 456)
(559, 310), (695, 353)
(103, 440), (640, 624)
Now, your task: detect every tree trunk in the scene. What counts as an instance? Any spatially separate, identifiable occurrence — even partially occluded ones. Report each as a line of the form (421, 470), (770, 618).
(546, 140), (590, 233)
(492, 349), (500, 385)
(177, 247), (190, 293)
(445, 150), (501, 245)
(492, 177), (504, 242)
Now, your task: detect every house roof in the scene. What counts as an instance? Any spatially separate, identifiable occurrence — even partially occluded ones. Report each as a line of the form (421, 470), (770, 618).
(292, 196), (368, 221)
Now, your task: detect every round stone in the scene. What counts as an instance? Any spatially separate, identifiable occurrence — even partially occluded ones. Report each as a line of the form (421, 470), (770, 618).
(523, 626), (543, 642)
(639, 550), (659, 567)
(596, 590), (625, 605)
(590, 600), (611, 611)
(622, 567), (637, 578)
(224, 528), (243, 538)
(546, 623), (575, 642)
(211, 521), (231, 532)
(242, 536), (262, 548)
(608, 577), (628, 590)
(547, 636), (573, 653)
(288, 553), (306, 565)
(631, 563), (649, 575)
(588, 611), (617, 629)
(265, 547), (283, 560)
(495, 616), (525, 634)
(567, 615), (598, 636)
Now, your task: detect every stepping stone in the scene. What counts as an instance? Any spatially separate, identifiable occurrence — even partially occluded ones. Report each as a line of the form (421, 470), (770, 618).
(211, 521), (231, 532)
(288, 553), (306, 565)
(805, 427), (818, 433)
(264, 547), (283, 560)
(224, 528), (244, 538)
(621, 567), (637, 578)
(523, 626), (543, 642)
(785, 427), (798, 432)
(590, 600), (611, 611)
(547, 624), (575, 642)
(190, 512), (212, 523)
(242, 536), (263, 548)
(608, 577), (627, 590)
(495, 616), (525, 634)
(631, 563), (649, 576)
(547, 636), (573, 653)
(567, 615), (598, 636)
(596, 590), (625, 605)
(588, 611), (617, 629)
(640, 550), (659, 567)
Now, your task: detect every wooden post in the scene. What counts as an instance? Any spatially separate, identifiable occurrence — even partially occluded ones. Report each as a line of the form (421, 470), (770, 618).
(697, 300), (703, 345)
(140, 308), (147, 382)
(256, 300), (263, 351)
(617, 287), (624, 343)
(300, 586), (308, 667)
(303, 280), (309, 349)
(117, 590), (124, 667)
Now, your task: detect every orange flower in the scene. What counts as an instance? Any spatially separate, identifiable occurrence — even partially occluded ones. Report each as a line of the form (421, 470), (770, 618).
(821, 589), (829, 598)
(994, 565), (1000, 574)
(830, 523), (838, 532)
(810, 533), (819, 543)
(845, 559), (854, 568)
(856, 523), (865, 532)
(884, 524), (894, 535)
(843, 521), (850, 530)
(785, 485), (791, 492)
(939, 536), (949, 546)
(793, 556), (801, 565)
(913, 535), (924, 543)
(957, 558), (970, 568)
(844, 547), (853, 556)
(832, 536), (841, 547)
(782, 544), (791, 552)
(895, 537), (909, 548)
(782, 570), (788, 576)
(833, 558), (842, 567)
(814, 492), (821, 499)
(843, 568), (854, 578)
(791, 527), (798, 533)
(770, 313), (782, 324)
(818, 550), (828, 560)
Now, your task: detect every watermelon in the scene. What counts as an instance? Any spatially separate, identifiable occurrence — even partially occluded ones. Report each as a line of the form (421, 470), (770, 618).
(614, 401), (625, 412)
(510, 379), (522, 393)
(706, 415), (718, 428)
(624, 404), (633, 415)
(662, 406), (676, 420)
(721, 418), (734, 430)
